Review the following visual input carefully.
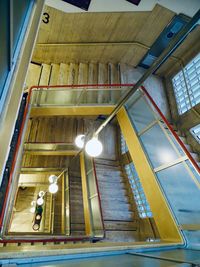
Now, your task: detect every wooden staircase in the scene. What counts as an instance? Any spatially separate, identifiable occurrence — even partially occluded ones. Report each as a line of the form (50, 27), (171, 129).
(69, 171), (86, 236)
(94, 159), (138, 242)
(26, 62), (123, 106)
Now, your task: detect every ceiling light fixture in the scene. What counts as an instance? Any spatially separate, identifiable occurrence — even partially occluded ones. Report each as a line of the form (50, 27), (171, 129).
(37, 197), (44, 206)
(38, 191), (45, 198)
(75, 134), (85, 148)
(49, 174), (58, 184)
(30, 207), (36, 213)
(31, 201), (36, 206)
(49, 183), (58, 194)
(85, 136), (103, 157)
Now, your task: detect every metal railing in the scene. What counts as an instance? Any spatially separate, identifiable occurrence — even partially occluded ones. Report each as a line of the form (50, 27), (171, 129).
(30, 84), (131, 106)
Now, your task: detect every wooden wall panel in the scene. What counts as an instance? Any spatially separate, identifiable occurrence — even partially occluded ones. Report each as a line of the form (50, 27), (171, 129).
(22, 155), (71, 168)
(25, 117), (82, 143)
(32, 4), (175, 70)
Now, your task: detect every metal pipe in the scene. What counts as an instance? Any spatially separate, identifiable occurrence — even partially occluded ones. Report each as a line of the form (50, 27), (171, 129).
(94, 9), (200, 137)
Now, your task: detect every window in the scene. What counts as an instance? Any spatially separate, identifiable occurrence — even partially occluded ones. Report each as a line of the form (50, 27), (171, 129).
(125, 163), (153, 218)
(172, 53), (200, 114)
(190, 124), (200, 143)
(120, 133), (128, 154)
(120, 133), (152, 218)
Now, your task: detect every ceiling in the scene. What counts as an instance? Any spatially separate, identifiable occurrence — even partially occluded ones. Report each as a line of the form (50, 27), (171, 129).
(46, 0), (200, 17)
(32, 4), (200, 77)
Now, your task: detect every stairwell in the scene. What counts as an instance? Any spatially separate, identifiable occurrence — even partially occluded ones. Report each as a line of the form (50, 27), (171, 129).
(1, 60), (199, 249)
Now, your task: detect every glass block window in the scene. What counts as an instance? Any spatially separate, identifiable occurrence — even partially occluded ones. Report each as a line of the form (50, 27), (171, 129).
(125, 163), (153, 218)
(190, 124), (200, 143)
(120, 132), (128, 154)
(172, 53), (200, 114)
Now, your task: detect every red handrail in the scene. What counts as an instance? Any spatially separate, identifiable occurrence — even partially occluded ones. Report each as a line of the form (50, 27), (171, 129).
(0, 83), (199, 243)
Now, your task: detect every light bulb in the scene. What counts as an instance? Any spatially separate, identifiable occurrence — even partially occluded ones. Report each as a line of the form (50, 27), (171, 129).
(49, 175), (58, 184)
(38, 191), (45, 198)
(75, 134), (85, 148)
(31, 201), (36, 206)
(33, 223), (39, 231)
(49, 183), (58, 194)
(85, 137), (103, 157)
(30, 207), (35, 213)
(37, 197), (44, 206)
(36, 214), (41, 220)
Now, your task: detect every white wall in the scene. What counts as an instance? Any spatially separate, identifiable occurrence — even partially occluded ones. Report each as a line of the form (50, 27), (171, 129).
(120, 64), (170, 119)
(46, 0), (199, 17)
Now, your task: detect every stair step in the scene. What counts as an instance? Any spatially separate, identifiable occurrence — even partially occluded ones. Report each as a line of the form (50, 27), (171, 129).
(103, 210), (134, 221)
(59, 63), (70, 84)
(98, 181), (126, 190)
(70, 231), (86, 236)
(97, 63), (109, 103)
(71, 223), (85, 230)
(39, 64), (51, 85)
(97, 174), (123, 182)
(94, 159), (120, 166)
(70, 185), (82, 191)
(104, 220), (137, 231)
(49, 64), (60, 85)
(101, 200), (134, 211)
(104, 230), (138, 242)
(95, 163), (120, 170)
(100, 191), (129, 201)
(98, 178), (124, 184)
(95, 169), (122, 176)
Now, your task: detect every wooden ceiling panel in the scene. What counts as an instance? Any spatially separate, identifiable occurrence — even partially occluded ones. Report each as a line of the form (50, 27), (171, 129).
(38, 9), (149, 44)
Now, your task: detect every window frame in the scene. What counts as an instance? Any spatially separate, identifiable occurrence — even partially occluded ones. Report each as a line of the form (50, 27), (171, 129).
(172, 53), (200, 115)
(190, 124), (200, 144)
